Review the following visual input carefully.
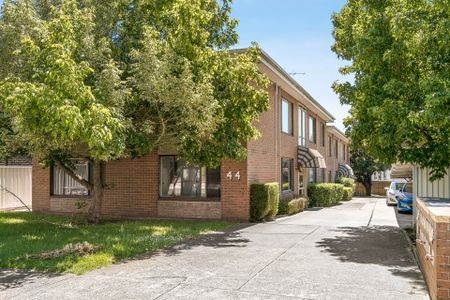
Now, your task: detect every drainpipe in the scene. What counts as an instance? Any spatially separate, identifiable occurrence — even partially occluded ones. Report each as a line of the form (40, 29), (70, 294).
(274, 83), (279, 185)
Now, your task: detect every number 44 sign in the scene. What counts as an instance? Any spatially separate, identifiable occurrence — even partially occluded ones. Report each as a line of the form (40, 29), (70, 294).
(226, 171), (241, 181)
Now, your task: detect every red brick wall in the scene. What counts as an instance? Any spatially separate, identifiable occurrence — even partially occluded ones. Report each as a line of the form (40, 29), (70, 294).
(417, 199), (450, 300)
(32, 160), (51, 212)
(32, 153), (250, 221)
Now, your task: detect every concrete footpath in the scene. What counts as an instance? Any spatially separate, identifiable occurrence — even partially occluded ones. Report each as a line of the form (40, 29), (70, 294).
(1, 197), (428, 299)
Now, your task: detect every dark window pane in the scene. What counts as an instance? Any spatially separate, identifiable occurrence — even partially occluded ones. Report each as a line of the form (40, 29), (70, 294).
(207, 168), (221, 198)
(281, 158), (292, 192)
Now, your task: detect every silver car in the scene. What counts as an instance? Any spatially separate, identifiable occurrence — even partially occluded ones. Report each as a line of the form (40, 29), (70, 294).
(385, 181), (403, 205)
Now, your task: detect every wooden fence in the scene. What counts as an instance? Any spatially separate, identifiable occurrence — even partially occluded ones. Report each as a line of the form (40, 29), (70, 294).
(355, 181), (391, 196)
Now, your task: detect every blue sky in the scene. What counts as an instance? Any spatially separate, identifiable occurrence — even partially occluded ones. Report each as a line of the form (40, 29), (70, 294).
(0, 0), (350, 130)
(231, 0), (350, 130)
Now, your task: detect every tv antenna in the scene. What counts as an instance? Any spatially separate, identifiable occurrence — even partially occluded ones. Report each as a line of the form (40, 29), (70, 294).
(288, 72), (306, 76)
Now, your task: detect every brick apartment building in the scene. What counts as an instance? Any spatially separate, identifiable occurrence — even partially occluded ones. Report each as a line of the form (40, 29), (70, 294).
(32, 49), (351, 221)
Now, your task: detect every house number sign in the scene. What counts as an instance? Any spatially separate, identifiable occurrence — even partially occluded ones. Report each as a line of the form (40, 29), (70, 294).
(226, 171), (240, 181)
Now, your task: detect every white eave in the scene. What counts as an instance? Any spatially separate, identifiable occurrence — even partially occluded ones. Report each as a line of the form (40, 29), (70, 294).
(327, 125), (349, 143)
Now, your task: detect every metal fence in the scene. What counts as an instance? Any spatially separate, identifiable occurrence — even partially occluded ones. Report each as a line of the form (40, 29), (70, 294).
(0, 166), (32, 210)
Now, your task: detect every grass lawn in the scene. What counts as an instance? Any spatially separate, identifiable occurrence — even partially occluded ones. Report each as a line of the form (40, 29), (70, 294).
(0, 212), (231, 275)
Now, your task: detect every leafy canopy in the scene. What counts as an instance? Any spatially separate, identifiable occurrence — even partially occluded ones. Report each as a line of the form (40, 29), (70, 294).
(332, 0), (450, 180)
(0, 0), (269, 167)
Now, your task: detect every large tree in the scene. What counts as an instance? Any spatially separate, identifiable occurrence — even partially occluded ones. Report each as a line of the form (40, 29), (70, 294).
(0, 0), (269, 223)
(332, 0), (450, 180)
(350, 148), (387, 196)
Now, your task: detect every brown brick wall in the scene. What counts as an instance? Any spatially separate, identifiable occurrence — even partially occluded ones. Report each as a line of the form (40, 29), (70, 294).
(32, 153), (250, 221)
(158, 200), (221, 219)
(32, 160), (51, 212)
(417, 199), (450, 300)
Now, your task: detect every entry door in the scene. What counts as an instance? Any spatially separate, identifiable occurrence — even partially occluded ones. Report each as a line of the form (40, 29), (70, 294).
(298, 168), (306, 197)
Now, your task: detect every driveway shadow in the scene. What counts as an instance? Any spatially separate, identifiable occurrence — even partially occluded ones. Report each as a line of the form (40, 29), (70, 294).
(316, 226), (427, 291)
(0, 268), (62, 291)
(124, 223), (253, 262)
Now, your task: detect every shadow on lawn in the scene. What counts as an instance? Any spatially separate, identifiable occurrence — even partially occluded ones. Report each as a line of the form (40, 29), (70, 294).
(0, 268), (63, 291)
(316, 226), (427, 292)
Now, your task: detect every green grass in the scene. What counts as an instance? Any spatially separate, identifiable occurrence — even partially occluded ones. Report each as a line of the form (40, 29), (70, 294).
(0, 212), (231, 274)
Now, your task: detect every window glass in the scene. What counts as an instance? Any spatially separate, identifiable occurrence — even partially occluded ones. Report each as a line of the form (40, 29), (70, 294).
(160, 156), (220, 198)
(308, 168), (317, 183)
(298, 169), (305, 196)
(328, 136), (332, 156)
(281, 99), (292, 134)
(321, 123), (325, 147)
(298, 108), (306, 146)
(281, 158), (292, 192)
(52, 160), (90, 196)
(335, 140), (339, 158)
(308, 116), (316, 143)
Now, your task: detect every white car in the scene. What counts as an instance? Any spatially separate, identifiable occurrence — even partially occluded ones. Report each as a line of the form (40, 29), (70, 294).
(385, 181), (403, 205)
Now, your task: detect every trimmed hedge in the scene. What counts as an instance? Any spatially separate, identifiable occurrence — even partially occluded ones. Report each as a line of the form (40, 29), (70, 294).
(250, 182), (279, 221)
(278, 198), (308, 215)
(342, 187), (353, 201)
(308, 183), (345, 207)
(336, 177), (355, 190)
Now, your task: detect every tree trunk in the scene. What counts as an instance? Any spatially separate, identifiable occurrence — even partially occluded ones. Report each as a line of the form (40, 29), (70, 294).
(363, 177), (372, 196)
(88, 160), (104, 224)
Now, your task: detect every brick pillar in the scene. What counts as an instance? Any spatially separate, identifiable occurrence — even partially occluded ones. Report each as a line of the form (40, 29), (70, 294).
(220, 159), (249, 221)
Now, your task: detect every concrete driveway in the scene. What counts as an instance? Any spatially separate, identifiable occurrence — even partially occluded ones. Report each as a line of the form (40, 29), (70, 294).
(1, 197), (428, 299)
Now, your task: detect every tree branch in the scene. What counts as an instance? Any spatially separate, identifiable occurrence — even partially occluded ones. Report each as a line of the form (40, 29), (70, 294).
(55, 160), (93, 190)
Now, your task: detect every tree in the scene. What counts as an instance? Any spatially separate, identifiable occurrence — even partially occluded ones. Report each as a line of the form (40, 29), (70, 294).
(0, 0), (269, 223)
(332, 0), (450, 180)
(350, 148), (387, 196)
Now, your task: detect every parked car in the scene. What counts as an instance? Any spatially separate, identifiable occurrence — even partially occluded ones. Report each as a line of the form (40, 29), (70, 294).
(385, 181), (403, 206)
(396, 182), (413, 213)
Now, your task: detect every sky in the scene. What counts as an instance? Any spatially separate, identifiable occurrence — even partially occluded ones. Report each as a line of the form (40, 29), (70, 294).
(231, 0), (351, 130)
(0, 0), (351, 130)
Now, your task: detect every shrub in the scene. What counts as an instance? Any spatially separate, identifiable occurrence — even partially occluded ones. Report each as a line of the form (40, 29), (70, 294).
(250, 182), (279, 221)
(342, 187), (353, 201)
(308, 183), (345, 207)
(278, 198), (308, 215)
(336, 177), (355, 189)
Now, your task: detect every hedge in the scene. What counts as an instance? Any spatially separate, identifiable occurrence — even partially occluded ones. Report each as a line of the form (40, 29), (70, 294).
(308, 183), (345, 207)
(278, 198), (308, 215)
(336, 177), (355, 190)
(250, 182), (279, 221)
(342, 187), (353, 201)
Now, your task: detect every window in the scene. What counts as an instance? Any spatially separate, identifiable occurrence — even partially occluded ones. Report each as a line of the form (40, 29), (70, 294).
(281, 99), (292, 134)
(51, 160), (90, 196)
(160, 156), (220, 198)
(308, 168), (316, 183)
(328, 171), (333, 183)
(321, 169), (326, 183)
(298, 108), (306, 146)
(281, 158), (292, 192)
(320, 123), (325, 147)
(335, 140), (338, 158)
(342, 144), (347, 160)
(298, 169), (305, 196)
(328, 136), (332, 157)
(308, 116), (316, 143)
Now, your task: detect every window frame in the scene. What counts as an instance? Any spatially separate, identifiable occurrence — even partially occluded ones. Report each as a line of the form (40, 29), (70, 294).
(281, 158), (293, 193)
(308, 116), (316, 144)
(159, 155), (221, 200)
(298, 107), (306, 146)
(50, 160), (92, 197)
(281, 98), (293, 135)
(320, 123), (325, 147)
